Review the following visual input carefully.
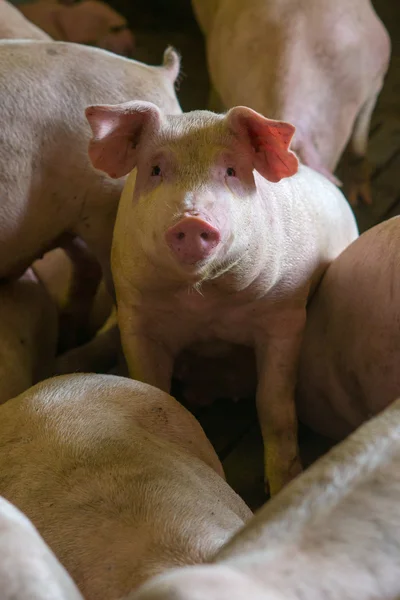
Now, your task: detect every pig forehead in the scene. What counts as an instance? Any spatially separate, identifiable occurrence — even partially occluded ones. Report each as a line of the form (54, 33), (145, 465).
(161, 113), (236, 158)
(156, 113), (238, 182)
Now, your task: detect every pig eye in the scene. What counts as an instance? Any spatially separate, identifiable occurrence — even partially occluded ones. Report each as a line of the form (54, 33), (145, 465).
(226, 167), (236, 177)
(151, 165), (161, 176)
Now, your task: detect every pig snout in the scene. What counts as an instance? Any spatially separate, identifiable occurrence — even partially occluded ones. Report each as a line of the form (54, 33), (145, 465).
(165, 217), (220, 265)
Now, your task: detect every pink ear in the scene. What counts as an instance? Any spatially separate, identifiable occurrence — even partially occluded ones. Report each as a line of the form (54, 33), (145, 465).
(85, 101), (161, 178)
(227, 106), (298, 182)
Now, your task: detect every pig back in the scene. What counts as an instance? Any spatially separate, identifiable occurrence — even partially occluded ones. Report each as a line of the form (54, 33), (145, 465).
(0, 374), (251, 599)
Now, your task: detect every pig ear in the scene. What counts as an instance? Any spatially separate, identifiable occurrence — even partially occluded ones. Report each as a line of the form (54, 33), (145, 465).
(85, 101), (161, 178)
(226, 106), (298, 182)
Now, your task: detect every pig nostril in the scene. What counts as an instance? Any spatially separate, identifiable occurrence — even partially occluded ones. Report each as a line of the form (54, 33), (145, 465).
(200, 232), (209, 240)
(176, 232), (185, 240)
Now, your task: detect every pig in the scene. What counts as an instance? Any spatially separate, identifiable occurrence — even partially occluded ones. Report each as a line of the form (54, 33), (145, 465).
(130, 397), (400, 600)
(85, 101), (358, 495)
(191, 0), (391, 206)
(0, 267), (58, 405)
(0, 495), (83, 600)
(0, 0), (50, 39)
(19, 0), (135, 57)
(296, 216), (400, 441)
(0, 373), (252, 600)
(0, 40), (180, 341)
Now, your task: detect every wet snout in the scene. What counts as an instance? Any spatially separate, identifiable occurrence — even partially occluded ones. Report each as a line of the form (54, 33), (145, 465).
(165, 217), (220, 265)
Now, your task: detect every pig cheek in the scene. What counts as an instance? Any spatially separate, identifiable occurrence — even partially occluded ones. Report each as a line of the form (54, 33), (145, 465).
(130, 176), (160, 245)
(222, 179), (253, 257)
(138, 185), (172, 257)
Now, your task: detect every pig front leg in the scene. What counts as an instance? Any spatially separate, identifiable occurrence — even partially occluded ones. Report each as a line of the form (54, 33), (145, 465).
(117, 300), (174, 393)
(256, 310), (305, 497)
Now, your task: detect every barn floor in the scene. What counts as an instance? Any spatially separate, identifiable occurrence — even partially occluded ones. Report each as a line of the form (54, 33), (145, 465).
(110, 0), (399, 510)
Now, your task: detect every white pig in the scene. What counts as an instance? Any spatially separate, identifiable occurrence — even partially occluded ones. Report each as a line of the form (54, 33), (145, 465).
(0, 0), (50, 40)
(130, 397), (400, 600)
(0, 267), (57, 405)
(296, 216), (400, 441)
(0, 495), (83, 600)
(191, 0), (391, 206)
(86, 101), (358, 495)
(0, 373), (252, 600)
(0, 40), (180, 339)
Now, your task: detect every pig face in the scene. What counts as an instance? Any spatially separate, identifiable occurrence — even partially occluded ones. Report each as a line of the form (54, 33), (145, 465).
(86, 102), (298, 283)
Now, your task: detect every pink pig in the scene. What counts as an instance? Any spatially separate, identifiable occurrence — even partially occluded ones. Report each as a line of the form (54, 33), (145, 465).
(86, 101), (358, 496)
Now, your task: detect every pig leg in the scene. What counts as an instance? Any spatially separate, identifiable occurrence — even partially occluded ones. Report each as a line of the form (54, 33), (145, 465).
(345, 89), (381, 207)
(59, 236), (102, 352)
(256, 312), (304, 497)
(118, 301), (174, 392)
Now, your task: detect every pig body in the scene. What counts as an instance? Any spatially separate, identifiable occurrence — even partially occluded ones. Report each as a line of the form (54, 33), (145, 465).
(296, 216), (400, 441)
(0, 40), (180, 292)
(192, 0), (391, 204)
(86, 102), (358, 495)
(0, 373), (251, 600)
(0, 268), (57, 405)
(0, 495), (83, 600)
(0, 0), (50, 40)
(132, 397), (400, 600)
